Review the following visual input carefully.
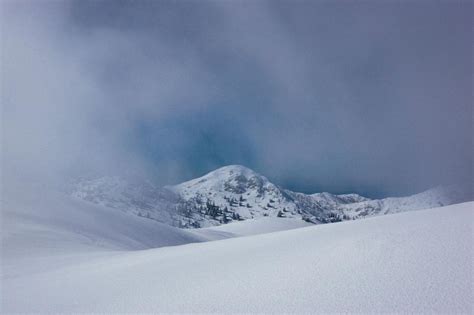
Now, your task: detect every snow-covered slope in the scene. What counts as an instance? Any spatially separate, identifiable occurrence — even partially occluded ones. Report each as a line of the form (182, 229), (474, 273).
(2, 181), (206, 275)
(71, 165), (472, 228)
(2, 202), (472, 313)
(70, 176), (181, 226)
(335, 184), (471, 219)
(193, 217), (312, 238)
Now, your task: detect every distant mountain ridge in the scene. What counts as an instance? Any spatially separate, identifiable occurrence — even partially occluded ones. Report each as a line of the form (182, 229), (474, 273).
(71, 165), (471, 228)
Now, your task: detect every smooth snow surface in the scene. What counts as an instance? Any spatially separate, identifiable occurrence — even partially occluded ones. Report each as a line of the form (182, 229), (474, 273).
(1, 182), (206, 277)
(195, 217), (312, 237)
(2, 198), (472, 313)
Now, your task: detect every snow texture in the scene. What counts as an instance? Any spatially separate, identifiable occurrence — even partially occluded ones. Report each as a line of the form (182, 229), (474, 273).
(2, 182), (473, 313)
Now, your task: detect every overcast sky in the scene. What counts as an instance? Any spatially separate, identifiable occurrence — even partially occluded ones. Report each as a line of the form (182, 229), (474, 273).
(2, 0), (472, 198)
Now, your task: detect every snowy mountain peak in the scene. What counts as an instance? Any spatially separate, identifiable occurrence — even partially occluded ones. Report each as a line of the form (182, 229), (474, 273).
(208, 164), (258, 175)
(175, 165), (267, 189)
(173, 165), (273, 195)
(170, 165), (297, 226)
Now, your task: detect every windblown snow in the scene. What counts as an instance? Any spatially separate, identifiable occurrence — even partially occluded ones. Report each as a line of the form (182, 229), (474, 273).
(2, 176), (473, 313)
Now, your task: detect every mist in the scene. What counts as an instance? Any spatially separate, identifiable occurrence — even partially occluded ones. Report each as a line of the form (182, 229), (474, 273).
(2, 0), (472, 198)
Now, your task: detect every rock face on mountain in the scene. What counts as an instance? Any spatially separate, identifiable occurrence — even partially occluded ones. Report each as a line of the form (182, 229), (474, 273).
(70, 165), (471, 228)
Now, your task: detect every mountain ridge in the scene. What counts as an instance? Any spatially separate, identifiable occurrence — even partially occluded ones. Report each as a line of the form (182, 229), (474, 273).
(71, 165), (471, 228)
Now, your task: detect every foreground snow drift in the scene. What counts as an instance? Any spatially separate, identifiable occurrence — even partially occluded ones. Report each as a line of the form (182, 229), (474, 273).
(2, 201), (472, 313)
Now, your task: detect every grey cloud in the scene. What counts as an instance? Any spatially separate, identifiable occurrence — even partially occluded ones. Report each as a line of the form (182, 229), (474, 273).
(2, 0), (471, 197)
